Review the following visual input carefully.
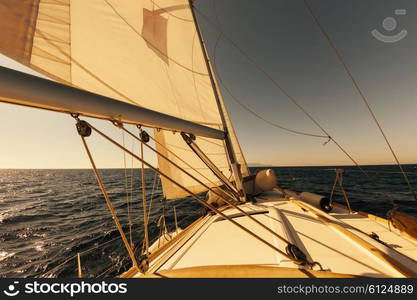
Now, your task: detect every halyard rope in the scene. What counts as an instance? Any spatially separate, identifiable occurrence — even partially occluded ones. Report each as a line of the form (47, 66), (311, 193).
(194, 4), (399, 206)
(91, 120), (321, 267)
(74, 119), (139, 271)
(116, 124), (307, 249)
(303, 0), (417, 203)
(139, 127), (150, 256)
(121, 130), (134, 249)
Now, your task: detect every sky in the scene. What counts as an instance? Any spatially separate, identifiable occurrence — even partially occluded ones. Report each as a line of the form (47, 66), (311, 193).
(0, 0), (417, 168)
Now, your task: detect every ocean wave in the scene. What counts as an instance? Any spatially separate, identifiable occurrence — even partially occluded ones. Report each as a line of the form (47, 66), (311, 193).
(1, 167), (416, 277)
(0, 251), (15, 262)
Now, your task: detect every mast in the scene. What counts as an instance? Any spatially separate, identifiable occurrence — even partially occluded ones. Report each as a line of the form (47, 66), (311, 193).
(0, 66), (225, 140)
(188, 0), (246, 200)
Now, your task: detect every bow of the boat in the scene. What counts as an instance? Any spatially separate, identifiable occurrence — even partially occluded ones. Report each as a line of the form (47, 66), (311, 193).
(120, 191), (417, 278)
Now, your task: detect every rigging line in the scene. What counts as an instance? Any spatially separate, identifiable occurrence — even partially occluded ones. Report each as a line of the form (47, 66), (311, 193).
(213, 36), (329, 139)
(334, 170), (352, 213)
(182, 133), (240, 198)
(195, 5), (398, 204)
(77, 132), (139, 270)
(190, 0), (246, 200)
(146, 171), (159, 227)
(210, 0), (326, 139)
(122, 130), (133, 248)
(303, 0), (417, 203)
(327, 138), (397, 205)
(130, 138), (135, 238)
(87, 121), (300, 263)
(148, 132), (227, 190)
(193, 6), (332, 138)
(117, 123), (238, 201)
(329, 172), (338, 205)
(95, 121), (317, 265)
(139, 127), (150, 255)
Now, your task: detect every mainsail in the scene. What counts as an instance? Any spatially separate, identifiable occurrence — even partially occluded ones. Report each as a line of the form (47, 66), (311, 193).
(0, 0), (248, 199)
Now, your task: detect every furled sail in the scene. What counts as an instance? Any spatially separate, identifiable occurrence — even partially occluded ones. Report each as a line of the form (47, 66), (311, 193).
(0, 0), (248, 199)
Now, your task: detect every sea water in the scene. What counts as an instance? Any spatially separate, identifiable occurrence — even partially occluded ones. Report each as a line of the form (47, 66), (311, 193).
(0, 165), (416, 277)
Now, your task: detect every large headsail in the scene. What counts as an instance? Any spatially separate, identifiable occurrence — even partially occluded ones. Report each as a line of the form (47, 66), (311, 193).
(0, 0), (248, 199)
(0, 0), (247, 198)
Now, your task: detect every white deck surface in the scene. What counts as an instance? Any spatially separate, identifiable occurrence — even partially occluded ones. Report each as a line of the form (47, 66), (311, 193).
(136, 191), (417, 277)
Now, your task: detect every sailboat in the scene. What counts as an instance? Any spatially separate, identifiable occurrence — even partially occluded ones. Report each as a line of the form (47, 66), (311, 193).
(1, 0), (417, 278)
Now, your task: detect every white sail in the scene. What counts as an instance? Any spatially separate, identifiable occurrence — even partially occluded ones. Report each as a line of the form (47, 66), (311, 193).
(0, 0), (248, 199)
(155, 129), (231, 198)
(217, 79), (250, 177)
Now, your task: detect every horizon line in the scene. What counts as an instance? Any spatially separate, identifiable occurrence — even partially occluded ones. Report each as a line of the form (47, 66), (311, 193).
(1, 162), (417, 170)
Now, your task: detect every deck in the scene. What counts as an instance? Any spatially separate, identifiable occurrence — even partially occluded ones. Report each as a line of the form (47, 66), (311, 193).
(120, 191), (417, 278)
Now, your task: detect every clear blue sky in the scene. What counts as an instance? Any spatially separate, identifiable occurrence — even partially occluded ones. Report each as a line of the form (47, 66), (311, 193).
(1, 0), (416, 168)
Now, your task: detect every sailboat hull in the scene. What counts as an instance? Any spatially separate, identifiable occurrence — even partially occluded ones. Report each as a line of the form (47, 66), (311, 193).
(121, 190), (417, 278)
